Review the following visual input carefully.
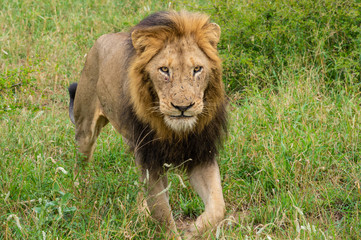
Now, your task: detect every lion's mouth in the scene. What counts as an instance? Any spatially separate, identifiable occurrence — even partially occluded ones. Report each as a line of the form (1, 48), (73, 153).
(169, 114), (193, 118)
(169, 111), (194, 118)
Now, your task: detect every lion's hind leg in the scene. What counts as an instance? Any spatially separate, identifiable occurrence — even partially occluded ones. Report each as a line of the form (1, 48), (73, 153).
(72, 89), (109, 163)
(74, 110), (108, 162)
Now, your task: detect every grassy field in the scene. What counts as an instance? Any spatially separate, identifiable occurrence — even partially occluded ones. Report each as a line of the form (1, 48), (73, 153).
(1, 0), (361, 239)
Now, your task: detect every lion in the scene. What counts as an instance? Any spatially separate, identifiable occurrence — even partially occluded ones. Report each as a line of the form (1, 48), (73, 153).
(68, 11), (227, 239)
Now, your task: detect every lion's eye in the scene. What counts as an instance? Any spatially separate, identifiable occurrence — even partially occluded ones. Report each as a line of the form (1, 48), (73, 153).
(160, 67), (169, 74)
(193, 66), (203, 74)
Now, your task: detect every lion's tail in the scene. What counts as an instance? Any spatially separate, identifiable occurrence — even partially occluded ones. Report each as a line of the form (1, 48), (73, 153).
(68, 82), (77, 124)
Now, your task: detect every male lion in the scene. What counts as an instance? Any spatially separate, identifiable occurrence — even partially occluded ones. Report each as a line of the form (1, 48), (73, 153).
(68, 11), (227, 239)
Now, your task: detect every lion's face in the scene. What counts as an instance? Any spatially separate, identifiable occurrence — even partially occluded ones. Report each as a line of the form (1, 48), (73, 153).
(145, 37), (211, 132)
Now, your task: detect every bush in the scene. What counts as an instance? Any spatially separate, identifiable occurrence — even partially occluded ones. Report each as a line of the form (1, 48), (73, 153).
(196, 0), (361, 93)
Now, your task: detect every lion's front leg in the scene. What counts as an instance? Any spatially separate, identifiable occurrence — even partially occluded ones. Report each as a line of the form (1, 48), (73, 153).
(138, 167), (180, 239)
(185, 160), (225, 238)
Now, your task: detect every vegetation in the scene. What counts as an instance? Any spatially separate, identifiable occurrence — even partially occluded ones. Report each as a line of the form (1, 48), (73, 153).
(1, 0), (360, 239)
(209, 0), (361, 92)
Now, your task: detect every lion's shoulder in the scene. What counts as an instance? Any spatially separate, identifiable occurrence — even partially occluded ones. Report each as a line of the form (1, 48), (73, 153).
(94, 32), (133, 60)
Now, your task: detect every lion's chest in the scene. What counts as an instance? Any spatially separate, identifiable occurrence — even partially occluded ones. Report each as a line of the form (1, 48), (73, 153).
(133, 128), (217, 170)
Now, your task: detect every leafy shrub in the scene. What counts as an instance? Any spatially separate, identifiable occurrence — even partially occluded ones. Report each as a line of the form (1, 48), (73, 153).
(195, 0), (361, 92)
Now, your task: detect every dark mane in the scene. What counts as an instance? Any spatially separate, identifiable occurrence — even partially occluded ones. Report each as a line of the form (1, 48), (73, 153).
(132, 11), (174, 30)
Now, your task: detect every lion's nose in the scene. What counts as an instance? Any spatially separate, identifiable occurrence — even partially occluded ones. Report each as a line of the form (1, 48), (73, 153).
(171, 102), (195, 112)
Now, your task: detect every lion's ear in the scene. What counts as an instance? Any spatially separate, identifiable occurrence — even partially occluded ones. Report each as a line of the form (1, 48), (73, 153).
(206, 23), (221, 48)
(131, 29), (163, 54)
(131, 29), (146, 53)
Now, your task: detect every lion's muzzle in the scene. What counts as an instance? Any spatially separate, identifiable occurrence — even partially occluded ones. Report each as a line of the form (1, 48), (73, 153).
(170, 102), (195, 115)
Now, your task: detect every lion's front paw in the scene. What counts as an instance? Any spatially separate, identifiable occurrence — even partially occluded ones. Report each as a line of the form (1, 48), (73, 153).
(182, 221), (203, 240)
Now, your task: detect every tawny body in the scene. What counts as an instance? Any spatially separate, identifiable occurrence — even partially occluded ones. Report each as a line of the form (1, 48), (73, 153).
(69, 11), (227, 239)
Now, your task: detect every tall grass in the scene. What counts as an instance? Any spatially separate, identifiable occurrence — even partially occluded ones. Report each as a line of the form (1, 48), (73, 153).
(1, 0), (361, 239)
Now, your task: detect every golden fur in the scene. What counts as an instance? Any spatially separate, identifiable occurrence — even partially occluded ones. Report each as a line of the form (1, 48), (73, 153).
(68, 11), (227, 238)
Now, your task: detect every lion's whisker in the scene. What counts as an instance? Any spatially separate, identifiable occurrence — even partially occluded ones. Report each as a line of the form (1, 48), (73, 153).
(134, 127), (155, 152)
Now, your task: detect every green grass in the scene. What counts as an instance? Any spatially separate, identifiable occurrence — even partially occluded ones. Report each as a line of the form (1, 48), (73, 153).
(1, 0), (361, 239)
